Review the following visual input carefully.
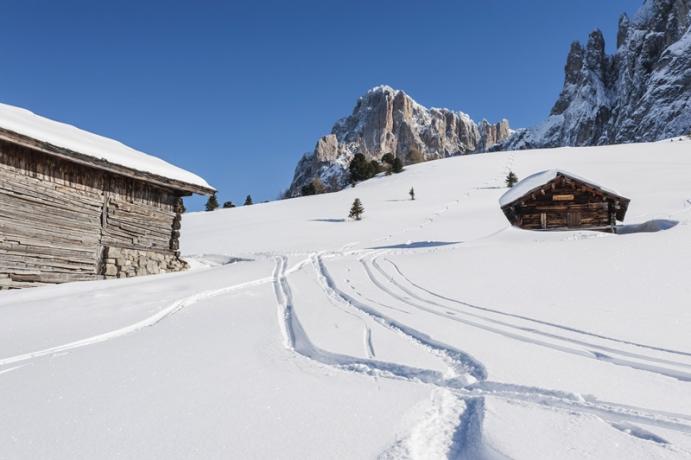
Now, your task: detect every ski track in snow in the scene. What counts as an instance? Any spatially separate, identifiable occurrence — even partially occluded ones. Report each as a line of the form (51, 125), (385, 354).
(272, 255), (466, 386)
(0, 274), (276, 369)
(6, 153), (690, 458)
(361, 254), (691, 381)
(264, 155), (691, 457)
(382, 256), (691, 359)
(267, 251), (691, 458)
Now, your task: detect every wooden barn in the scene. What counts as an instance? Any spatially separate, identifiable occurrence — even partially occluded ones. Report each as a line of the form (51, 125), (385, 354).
(499, 170), (629, 231)
(0, 103), (214, 289)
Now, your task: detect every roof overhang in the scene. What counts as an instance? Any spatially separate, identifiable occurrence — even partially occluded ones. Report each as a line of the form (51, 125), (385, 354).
(0, 127), (215, 196)
(500, 170), (630, 221)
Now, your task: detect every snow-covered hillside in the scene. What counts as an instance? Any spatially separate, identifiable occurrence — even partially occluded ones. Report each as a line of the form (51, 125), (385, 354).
(1, 139), (691, 459)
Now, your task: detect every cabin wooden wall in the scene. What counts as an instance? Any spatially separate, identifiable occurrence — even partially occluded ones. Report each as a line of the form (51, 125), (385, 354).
(503, 176), (616, 231)
(0, 140), (185, 289)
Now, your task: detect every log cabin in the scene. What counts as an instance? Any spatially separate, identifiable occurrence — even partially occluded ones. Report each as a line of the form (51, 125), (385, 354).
(0, 103), (214, 289)
(499, 170), (629, 232)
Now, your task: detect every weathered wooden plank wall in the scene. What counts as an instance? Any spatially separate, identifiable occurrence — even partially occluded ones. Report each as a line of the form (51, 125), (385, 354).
(503, 176), (617, 231)
(0, 140), (184, 289)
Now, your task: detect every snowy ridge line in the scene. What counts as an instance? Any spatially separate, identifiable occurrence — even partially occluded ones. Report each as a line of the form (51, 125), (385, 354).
(382, 256), (691, 358)
(0, 274), (274, 369)
(361, 254), (691, 382)
(271, 256), (460, 385)
(373, 255), (691, 370)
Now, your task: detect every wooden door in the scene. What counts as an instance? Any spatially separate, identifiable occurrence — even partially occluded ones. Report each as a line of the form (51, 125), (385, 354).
(567, 211), (581, 227)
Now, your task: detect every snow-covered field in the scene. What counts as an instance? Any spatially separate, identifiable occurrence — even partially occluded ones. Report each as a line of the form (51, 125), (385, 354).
(1, 139), (691, 459)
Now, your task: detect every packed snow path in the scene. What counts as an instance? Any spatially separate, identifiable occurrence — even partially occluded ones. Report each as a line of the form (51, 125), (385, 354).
(2, 140), (691, 458)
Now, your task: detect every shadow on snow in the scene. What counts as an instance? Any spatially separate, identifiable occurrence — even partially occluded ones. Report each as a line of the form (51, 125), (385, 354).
(369, 241), (461, 250)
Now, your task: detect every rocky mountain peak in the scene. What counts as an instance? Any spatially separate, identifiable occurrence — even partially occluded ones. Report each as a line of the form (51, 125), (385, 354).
(617, 13), (630, 48)
(504, 0), (691, 150)
(287, 86), (511, 197)
(584, 29), (607, 76)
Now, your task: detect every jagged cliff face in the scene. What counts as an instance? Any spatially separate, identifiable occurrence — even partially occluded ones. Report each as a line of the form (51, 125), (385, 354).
(288, 0), (689, 195)
(287, 86), (510, 196)
(504, 0), (691, 150)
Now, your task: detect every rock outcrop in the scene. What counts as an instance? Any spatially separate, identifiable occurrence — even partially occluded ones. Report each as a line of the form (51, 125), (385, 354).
(503, 0), (691, 150)
(287, 86), (510, 196)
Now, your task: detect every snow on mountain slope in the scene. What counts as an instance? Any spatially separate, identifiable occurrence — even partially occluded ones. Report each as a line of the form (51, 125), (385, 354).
(1, 138), (691, 459)
(503, 0), (691, 150)
(287, 85), (511, 196)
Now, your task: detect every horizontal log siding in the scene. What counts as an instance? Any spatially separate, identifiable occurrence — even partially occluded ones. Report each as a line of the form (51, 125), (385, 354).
(504, 176), (617, 231)
(0, 139), (183, 289)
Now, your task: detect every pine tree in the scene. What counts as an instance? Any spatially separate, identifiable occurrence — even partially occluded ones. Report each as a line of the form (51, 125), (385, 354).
(244, 195), (253, 206)
(381, 153), (395, 166)
(205, 192), (219, 211)
(370, 159), (383, 175)
(349, 198), (364, 221)
(505, 171), (518, 188)
(409, 187), (415, 200)
(301, 183), (317, 196)
(222, 201), (235, 209)
(301, 178), (326, 196)
(349, 153), (376, 182)
(392, 157), (404, 174)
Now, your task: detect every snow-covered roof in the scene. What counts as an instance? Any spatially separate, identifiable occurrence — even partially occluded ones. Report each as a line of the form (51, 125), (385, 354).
(0, 103), (213, 193)
(499, 169), (625, 207)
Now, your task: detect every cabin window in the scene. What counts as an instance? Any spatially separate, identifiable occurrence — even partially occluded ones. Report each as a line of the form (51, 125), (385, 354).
(540, 213), (547, 229)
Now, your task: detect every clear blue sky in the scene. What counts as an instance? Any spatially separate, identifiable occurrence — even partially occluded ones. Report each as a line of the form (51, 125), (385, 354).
(0, 0), (640, 210)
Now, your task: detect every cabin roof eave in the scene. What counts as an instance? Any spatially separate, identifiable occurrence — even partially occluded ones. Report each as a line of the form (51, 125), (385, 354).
(500, 171), (630, 211)
(0, 128), (215, 196)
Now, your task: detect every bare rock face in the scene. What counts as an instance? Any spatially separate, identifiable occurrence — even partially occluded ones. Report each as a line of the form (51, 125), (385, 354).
(287, 86), (511, 196)
(503, 0), (691, 150)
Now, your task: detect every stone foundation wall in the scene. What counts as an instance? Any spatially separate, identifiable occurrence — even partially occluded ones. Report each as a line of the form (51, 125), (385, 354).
(103, 246), (187, 279)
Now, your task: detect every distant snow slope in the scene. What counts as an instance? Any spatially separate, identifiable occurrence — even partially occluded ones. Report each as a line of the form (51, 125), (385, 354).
(1, 138), (691, 459)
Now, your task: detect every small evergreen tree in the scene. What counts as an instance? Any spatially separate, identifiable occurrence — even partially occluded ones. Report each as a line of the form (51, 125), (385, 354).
(244, 195), (253, 206)
(381, 153), (395, 166)
(409, 187), (415, 200)
(222, 201), (235, 209)
(505, 171), (518, 188)
(349, 153), (376, 182)
(301, 183), (317, 196)
(392, 157), (404, 173)
(301, 178), (326, 196)
(205, 192), (219, 211)
(349, 198), (364, 221)
(370, 159), (383, 175)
